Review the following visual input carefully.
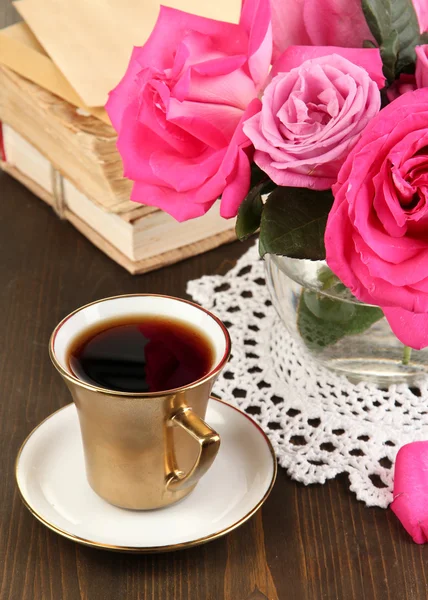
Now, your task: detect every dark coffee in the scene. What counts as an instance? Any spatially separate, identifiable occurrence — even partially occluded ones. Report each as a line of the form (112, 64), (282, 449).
(68, 315), (214, 393)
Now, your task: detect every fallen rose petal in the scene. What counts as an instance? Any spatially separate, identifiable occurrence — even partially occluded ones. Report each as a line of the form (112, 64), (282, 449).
(391, 442), (428, 544)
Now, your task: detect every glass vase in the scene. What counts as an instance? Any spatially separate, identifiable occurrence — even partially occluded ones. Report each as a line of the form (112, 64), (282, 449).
(265, 254), (428, 386)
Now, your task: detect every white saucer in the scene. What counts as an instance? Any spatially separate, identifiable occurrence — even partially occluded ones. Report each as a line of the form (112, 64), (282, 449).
(16, 398), (276, 552)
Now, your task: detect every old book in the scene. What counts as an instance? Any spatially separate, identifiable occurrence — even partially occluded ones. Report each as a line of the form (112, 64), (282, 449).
(0, 23), (109, 123)
(0, 65), (131, 213)
(0, 0), (241, 274)
(1, 124), (236, 274)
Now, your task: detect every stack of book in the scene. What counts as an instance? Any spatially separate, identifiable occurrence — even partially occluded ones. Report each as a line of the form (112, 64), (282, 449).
(0, 0), (240, 273)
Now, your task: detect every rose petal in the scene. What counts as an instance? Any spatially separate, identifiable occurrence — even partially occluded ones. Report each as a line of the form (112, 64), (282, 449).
(254, 148), (336, 188)
(270, 0), (311, 62)
(167, 98), (241, 147)
(186, 68), (258, 110)
(354, 235), (428, 287)
(387, 74), (417, 102)
(391, 442), (428, 544)
(220, 148), (252, 218)
(240, 0), (272, 88)
(413, 0), (428, 34)
(383, 308), (428, 350)
(416, 45), (428, 89)
(134, 6), (247, 70)
(131, 176), (223, 221)
(219, 98), (261, 217)
(272, 47), (385, 89)
(149, 148), (222, 192)
(303, 0), (375, 48)
(106, 48), (144, 130)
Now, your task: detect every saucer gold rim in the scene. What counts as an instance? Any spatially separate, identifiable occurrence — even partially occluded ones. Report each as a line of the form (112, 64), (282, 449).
(15, 397), (277, 553)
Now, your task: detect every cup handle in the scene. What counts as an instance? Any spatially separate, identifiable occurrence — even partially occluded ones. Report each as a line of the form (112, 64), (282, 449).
(166, 407), (220, 492)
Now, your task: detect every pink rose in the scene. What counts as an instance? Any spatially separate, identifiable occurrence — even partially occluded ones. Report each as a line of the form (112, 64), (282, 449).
(106, 0), (271, 221)
(270, 0), (374, 62)
(386, 74), (417, 102)
(416, 45), (428, 88)
(270, 0), (428, 63)
(385, 46), (428, 102)
(325, 89), (428, 350)
(243, 47), (383, 190)
(414, 0), (428, 34)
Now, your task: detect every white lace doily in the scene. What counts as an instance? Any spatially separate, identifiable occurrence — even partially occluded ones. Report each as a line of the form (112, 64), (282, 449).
(187, 243), (428, 509)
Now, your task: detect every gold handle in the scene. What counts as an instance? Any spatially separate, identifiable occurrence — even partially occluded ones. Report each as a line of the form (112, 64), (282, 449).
(166, 407), (220, 491)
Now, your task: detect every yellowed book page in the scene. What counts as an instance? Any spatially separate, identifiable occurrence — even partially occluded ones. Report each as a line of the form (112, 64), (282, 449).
(0, 23), (83, 105)
(2, 21), (45, 53)
(14, 0), (240, 108)
(0, 22), (110, 123)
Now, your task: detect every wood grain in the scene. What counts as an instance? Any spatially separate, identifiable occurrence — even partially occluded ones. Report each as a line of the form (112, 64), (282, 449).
(246, 590), (269, 600)
(224, 512), (278, 600)
(1, 160), (237, 275)
(1, 2), (428, 599)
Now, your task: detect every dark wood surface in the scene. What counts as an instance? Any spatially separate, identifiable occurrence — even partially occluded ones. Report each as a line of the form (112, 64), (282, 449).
(1, 5), (428, 600)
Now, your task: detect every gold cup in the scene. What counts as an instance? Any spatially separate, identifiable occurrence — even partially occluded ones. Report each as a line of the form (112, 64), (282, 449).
(49, 295), (231, 510)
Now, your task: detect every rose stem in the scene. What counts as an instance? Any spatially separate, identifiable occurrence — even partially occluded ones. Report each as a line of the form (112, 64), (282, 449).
(319, 271), (339, 291)
(402, 345), (412, 366)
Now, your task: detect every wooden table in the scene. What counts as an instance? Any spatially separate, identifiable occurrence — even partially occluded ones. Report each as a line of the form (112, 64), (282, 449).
(1, 6), (428, 600)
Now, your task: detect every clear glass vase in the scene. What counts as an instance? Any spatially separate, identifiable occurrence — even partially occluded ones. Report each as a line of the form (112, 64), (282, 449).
(265, 254), (428, 386)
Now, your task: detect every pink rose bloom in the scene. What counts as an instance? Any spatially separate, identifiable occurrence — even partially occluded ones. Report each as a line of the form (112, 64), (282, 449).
(414, 0), (428, 34)
(416, 45), (428, 88)
(325, 89), (428, 350)
(270, 0), (374, 62)
(243, 47), (383, 190)
(106, 0), (271, 221)
(271, 0), (427, 63)
(385, 46), (428, 102)
(387, 74), (417, 102)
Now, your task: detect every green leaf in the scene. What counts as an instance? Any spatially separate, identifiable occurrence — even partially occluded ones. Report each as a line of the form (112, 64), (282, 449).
(235, 174), (276, 241)
(297, 291), (384, 351)
(361, 0), (384, 45)
(258, 187), (334, 260)
(235, 184), (265, 241)
(393, 1), (424, 74)
(362, 0), (425, 82)
(382, 31), (400, 82)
